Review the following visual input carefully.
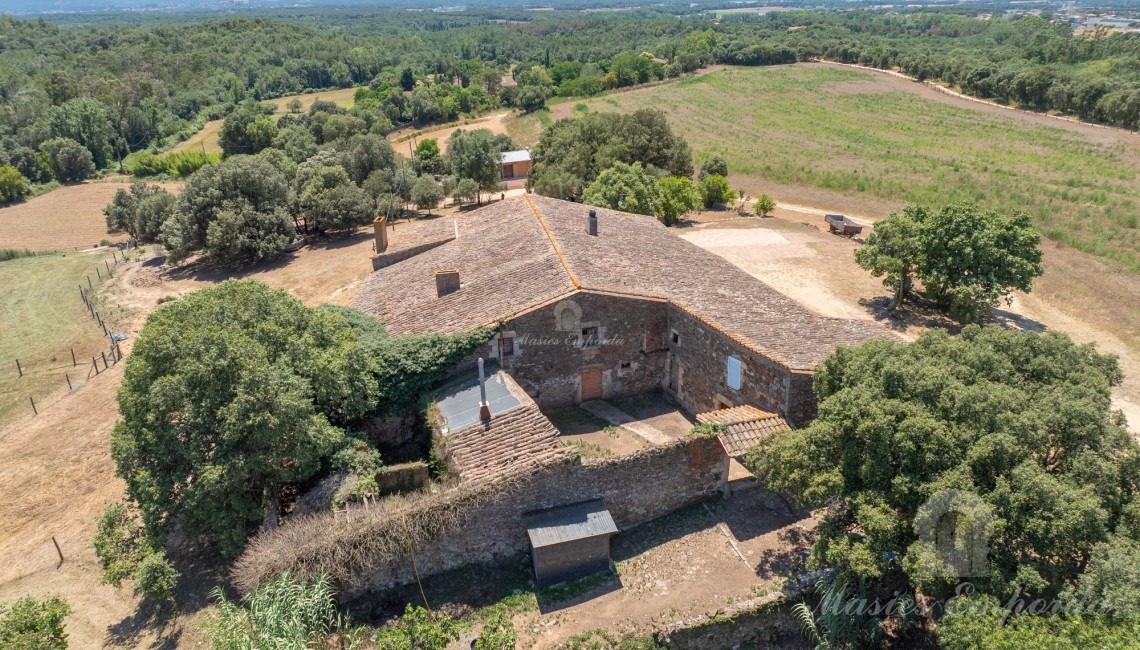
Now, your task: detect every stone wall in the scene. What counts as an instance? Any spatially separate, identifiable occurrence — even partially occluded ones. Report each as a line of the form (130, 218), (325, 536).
(664, 305), (796, 422)
(458, 289), (819, 424)
(482, 291), (671, 408)
(785, 370), (816, 428)
(343, 434), (729, 599)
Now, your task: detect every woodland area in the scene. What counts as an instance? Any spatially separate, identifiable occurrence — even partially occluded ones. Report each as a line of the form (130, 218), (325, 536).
(1, 6), (1138, 204)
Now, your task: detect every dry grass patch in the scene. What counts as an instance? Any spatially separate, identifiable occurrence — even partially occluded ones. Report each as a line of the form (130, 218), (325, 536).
(0, 182), (181, 252)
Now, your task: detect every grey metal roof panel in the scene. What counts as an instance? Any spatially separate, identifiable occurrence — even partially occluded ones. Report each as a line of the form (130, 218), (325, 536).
(525, 499), (618, 548)
(499, 149), (532, 164)
(434, 362), (522, 432)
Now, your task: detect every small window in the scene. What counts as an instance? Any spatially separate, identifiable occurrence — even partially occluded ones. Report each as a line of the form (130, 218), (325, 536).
(671, 330), (680, 345)
(727, 356), (742, 390)
(620, 362), (631, 370)
(499, 335), (515, 358)
(581, 326), (599, 348)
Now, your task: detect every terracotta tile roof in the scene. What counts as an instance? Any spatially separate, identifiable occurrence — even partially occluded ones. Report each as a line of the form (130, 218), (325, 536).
(352, 195), (892, 369)
(443, 399), (577, 483)
(352, 199), (575, 335)
(696, 405), (793, 458)
(370, 215), (458, 270)
(529, 195), (891, 370)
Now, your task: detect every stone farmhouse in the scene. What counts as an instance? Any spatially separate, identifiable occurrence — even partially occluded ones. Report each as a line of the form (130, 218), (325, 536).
(352, 194), (890, 476)
(240, 195), (896, 597)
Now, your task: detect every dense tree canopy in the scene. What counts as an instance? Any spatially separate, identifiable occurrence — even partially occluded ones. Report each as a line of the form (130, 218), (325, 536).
(856, 202), (1043, 321)
(750, 326), (1140, 606)
(112, 281), (489, 555)
(581, 161), (660, 217)
(166, 155), (294, 264)
(447, 128), (502, 196)
(529, 109), (692, 197)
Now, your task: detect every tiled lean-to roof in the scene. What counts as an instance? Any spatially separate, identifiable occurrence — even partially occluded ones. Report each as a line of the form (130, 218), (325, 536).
(352, 195), (891, 370)
(696, 405), (793, 458)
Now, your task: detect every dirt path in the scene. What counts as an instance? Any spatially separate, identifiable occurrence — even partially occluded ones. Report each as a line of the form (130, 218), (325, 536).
(0, 227), (391, 647)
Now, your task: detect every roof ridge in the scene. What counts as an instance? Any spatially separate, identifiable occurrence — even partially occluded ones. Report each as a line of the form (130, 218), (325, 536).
(525, 193), (581, 290)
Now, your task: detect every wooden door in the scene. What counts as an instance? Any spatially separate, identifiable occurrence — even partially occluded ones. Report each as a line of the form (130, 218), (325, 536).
(580, 368), (603, 402)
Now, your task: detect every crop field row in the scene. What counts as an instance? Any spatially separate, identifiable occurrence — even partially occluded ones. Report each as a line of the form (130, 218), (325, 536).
(567, 64), (1140, 273)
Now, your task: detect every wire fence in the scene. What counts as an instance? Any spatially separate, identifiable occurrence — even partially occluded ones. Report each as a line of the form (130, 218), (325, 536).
(2, 247), (132, 421)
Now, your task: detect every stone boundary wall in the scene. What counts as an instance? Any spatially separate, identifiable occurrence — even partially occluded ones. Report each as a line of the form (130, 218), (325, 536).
(344, 434), (728, 598)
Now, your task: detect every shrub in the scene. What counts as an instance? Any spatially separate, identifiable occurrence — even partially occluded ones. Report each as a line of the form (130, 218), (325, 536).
(0, 165), (30, 204)
(475, 607), (518, 650)
(39, 137), (95, 183)
(655, 176), (701, 226)
(163, 151), (220, 178)
(124, 151), (169, 177)
(755, 193), (776, 217)
(92, 501), (181, 602)
(375, 605), (458, 650)
(0, 596), (70, 650)
(207, 574), (341, 649)
(698, 156), (728, 179)
(698, 174), (733, 208)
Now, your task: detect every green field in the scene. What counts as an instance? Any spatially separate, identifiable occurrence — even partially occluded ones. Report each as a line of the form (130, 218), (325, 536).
(0, 253), (120, 427)
(569, 65), (1140, 273)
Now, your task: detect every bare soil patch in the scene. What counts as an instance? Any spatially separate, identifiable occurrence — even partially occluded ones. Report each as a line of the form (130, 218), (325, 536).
(0, 182), (182, 252)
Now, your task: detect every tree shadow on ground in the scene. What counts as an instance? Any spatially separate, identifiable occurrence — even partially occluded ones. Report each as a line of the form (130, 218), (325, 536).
(104, 542), (232, 649)
(720, 492), (801, 543)
(859, 295), (961, 335)
(987, 307), (1047, 333)
(754, 525), (815, 581)
(304, 230), (371, 251)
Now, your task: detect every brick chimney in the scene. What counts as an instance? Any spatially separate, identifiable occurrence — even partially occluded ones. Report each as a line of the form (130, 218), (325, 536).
(435, 270), (460, 297)
(587, 209), (598, 236)
(373, 216), (389, 253)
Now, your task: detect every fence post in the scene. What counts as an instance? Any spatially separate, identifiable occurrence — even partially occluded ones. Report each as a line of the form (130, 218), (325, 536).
(65, 373), (72, 391)
(71, 348), (76, 367)
(29, 397), (36, 415)
(101, 351), (108, 370)
(92, 357), (100, 376)
(105, 260), (112, 276)
(87, 276), (93, 290)
(15, 359), (21, 378)
(96, 267), (102, 280)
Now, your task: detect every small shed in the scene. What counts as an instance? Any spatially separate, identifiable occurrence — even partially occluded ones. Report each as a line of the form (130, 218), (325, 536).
(498, 149), (532, 179)
(524, 499), (618, 588)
